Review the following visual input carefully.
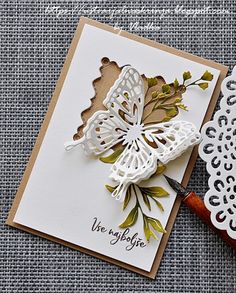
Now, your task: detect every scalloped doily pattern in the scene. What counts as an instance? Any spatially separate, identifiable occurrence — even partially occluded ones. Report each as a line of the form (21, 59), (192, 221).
(199, 67), (236, 240)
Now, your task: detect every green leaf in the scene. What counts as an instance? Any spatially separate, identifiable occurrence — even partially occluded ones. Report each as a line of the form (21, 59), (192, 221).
(177, 103), (188, 111)
(153, 199), (164, 212)
(147, 77), (158, 87)
(124, 92), (129, 99)
(119, 205), (138, 228)
(151, 91), (158, 99)
(143, 217), (149, 241)
(183, 71), (192, 81)
(140, 186), (169, 197)
(147, 217), (166, 233)
(142, 193), (151, 211)
(163, 106), (178, 118)
(173, 78), (179, 91)
(123, 186), (132, 210)
(152, 92), (167, 102)
(201, 70), (213, 81)
(158, 93), (167, 99)
(100, 147), (124, 164)
(105, 184), (117, 193)
(173, 97), (182, 104)
(143, 216), (157, 242)
(162, 84), (171, 94)
(155, 164), (166, 175)
(161, 116), (171, 122)
(198, 82), (208, 90)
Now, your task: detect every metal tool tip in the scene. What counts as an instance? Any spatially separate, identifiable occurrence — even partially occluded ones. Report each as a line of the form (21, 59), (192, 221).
(163, 174), (174, 186)
(163, 174), (171, 181)
(163, 174), (188, 197)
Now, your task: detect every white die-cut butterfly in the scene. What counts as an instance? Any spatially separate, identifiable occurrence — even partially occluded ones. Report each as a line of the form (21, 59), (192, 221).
(65, 66), (201, 201)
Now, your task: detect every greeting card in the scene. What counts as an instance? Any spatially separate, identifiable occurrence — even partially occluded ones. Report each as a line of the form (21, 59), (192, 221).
(7, 17), (227, 278)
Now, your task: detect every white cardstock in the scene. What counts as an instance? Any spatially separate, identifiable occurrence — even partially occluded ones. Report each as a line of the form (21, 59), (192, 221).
(13, 24), (220, 272)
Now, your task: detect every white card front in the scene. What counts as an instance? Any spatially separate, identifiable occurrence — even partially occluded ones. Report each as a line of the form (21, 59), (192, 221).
(13, 24), (220, 271)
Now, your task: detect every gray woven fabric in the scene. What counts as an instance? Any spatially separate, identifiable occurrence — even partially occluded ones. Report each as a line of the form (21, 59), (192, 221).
(1, 0), (236, 292)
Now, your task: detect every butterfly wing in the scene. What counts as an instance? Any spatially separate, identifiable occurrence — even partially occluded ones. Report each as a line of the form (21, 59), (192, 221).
(110, 120), (201, 201)
(65, 66), (145, 155)
(143, 120), (201, 164)
(70, 111), (127, 155)
(103, 66), (144, 126)
(110, 136), (158, 201)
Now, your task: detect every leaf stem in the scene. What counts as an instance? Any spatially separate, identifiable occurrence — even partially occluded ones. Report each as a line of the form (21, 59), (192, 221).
(142, 85), (185, 122)
(133, 184), (153, 223)
(185, 78), (201, 88)
(133, 184), (144, 214)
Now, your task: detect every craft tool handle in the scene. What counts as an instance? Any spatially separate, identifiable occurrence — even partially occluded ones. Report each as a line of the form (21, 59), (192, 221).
(183, 191), (236, 251)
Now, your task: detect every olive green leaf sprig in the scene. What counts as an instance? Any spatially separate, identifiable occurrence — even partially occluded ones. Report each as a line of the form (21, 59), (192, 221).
(142, 70), (214, 123)
(183, 70), (214, 89)
(105, 183), (169, 241)
(100, 147), (125, 163)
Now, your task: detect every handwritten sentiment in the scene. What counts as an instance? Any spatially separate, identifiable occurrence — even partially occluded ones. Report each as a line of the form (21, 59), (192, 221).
(91, 217), (146, 251)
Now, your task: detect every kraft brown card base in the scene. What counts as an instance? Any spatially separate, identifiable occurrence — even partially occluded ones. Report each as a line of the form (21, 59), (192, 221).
(6, 17), (228, 278)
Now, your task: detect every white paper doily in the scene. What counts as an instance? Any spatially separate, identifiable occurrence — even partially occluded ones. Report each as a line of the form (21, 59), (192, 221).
(199, 66), (236, 240)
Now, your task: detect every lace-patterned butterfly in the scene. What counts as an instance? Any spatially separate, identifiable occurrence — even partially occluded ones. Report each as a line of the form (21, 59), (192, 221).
(65, 66), (201, 201)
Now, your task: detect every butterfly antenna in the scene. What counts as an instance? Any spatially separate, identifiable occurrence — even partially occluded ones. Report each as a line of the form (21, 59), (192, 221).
(64, 139), (82, 151)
